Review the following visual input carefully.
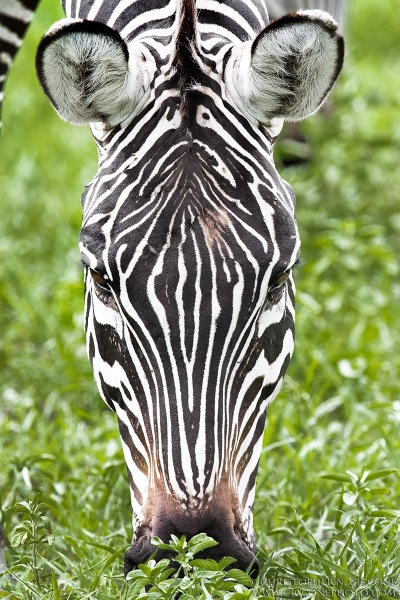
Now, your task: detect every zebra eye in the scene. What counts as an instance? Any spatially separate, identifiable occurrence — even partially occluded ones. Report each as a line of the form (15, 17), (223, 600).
(271, 270), (290, 288)
(267, 269), (291, 298)
(90, 269), (111, 293)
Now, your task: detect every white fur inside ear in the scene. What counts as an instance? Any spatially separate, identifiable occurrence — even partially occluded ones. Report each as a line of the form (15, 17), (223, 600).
(37, 20), (146, 126)
(225, 10), (343, 124)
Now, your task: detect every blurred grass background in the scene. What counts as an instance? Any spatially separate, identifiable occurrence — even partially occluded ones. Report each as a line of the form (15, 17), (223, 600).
(0, 0), (399, 597)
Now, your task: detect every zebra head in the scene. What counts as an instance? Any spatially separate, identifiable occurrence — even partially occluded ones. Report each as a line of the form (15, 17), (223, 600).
(36, 0), (343, 575)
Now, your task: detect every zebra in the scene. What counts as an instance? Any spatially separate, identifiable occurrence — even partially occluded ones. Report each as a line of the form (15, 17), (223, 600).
(0, 0), (344, 576)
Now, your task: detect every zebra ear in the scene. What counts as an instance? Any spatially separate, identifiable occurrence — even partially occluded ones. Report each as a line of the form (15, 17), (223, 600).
(36, 19), (147, 126)
(225, 10), (344, 123)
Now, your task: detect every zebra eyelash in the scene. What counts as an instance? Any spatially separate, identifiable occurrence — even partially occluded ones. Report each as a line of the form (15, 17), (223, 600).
(79, 258), (110, 283)
(78, 258), (113, 295)
(90, 269), (111, 289)
(294, 257), (305, 268)
(267, 256), (303, 300)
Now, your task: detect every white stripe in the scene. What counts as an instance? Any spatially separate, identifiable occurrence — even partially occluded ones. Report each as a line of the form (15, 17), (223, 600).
(0, 52), (12, 66)
(195, 222), (221, 492)
(87, 0), (106, 20)
(0, 1), (32, 22)
(234, 329), (294, 470)
(120, 0), (178, 39)
(64, 0), (73, 18)
(108, 0), (148, 27)
(197, 1), (257, 38)
(0, 25), (21, 47)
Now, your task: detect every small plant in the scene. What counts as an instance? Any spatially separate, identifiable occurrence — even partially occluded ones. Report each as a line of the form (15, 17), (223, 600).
(321, 468), (399, 512)
(7, 494), (54, 590)
(126, 533), (267, 599)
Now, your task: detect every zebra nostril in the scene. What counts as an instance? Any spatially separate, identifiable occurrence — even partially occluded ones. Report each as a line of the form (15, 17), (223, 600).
(124, 535), (155, 577)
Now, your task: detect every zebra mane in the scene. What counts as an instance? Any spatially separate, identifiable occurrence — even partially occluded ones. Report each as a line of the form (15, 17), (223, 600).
(176, 0), (202, 94)
(178, 0), (197, 44)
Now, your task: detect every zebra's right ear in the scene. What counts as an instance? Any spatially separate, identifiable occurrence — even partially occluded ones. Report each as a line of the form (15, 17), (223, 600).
(36, 19), (148, 126)
(225, 10), (344, 124)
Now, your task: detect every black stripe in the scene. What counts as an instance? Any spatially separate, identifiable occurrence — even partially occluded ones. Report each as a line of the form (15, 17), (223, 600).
(0, 14), (26, 39)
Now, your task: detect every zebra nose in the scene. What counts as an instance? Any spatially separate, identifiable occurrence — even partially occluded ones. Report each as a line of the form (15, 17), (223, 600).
(124, 534), (155, 576)
(124, 523), (259, 578)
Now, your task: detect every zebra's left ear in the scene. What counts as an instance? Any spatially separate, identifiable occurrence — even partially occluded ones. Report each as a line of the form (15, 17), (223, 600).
(225, 10), (344, 123)
(36, 19), (148, 126)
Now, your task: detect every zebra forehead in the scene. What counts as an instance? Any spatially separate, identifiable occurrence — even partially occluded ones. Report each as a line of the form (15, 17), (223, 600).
(79, 140), (298, 272)
(68, 0), (269, 40)
(81, 111), (296, 256)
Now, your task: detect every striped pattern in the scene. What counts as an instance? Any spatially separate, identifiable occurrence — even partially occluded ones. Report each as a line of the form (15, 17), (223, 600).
(0, 0), (348, 126)
(76, 0), (300, 556)
(0, 0), (40, 127)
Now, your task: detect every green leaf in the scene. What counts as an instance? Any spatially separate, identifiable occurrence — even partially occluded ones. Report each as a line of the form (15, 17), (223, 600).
(10, 529), (29, 548)
(153, 567), (176, 583)
(187, 536), (219, 556)
(190, 558), (219, 571)
(89, 545), (127, 591)
(128, 577), (148, 596)
(40, 556), (80, 589)
(62, 534), (87, 558)
(151, 536), (175, 552)
(127, 569), (150, 582)
(218, 556), (237, 570)
(320, 473), (353, 483)
(267, 527), (294, 536)
(226, 569), (253, 587)
(298, 551), (359, 580)
(7, 501), (32, 514)
(368, 509), (400, 518)
(363, 468), (399, 482)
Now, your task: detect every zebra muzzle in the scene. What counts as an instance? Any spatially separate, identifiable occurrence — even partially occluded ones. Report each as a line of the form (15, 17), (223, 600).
(124, 500), (259, 577)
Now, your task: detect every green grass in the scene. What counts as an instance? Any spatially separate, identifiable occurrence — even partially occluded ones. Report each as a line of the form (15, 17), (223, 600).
(1, 0), (400, 598)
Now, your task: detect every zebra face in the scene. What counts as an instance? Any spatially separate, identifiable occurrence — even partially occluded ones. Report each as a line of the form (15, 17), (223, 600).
(79, 93), (300, 571)
(36, 1), (343, 575)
